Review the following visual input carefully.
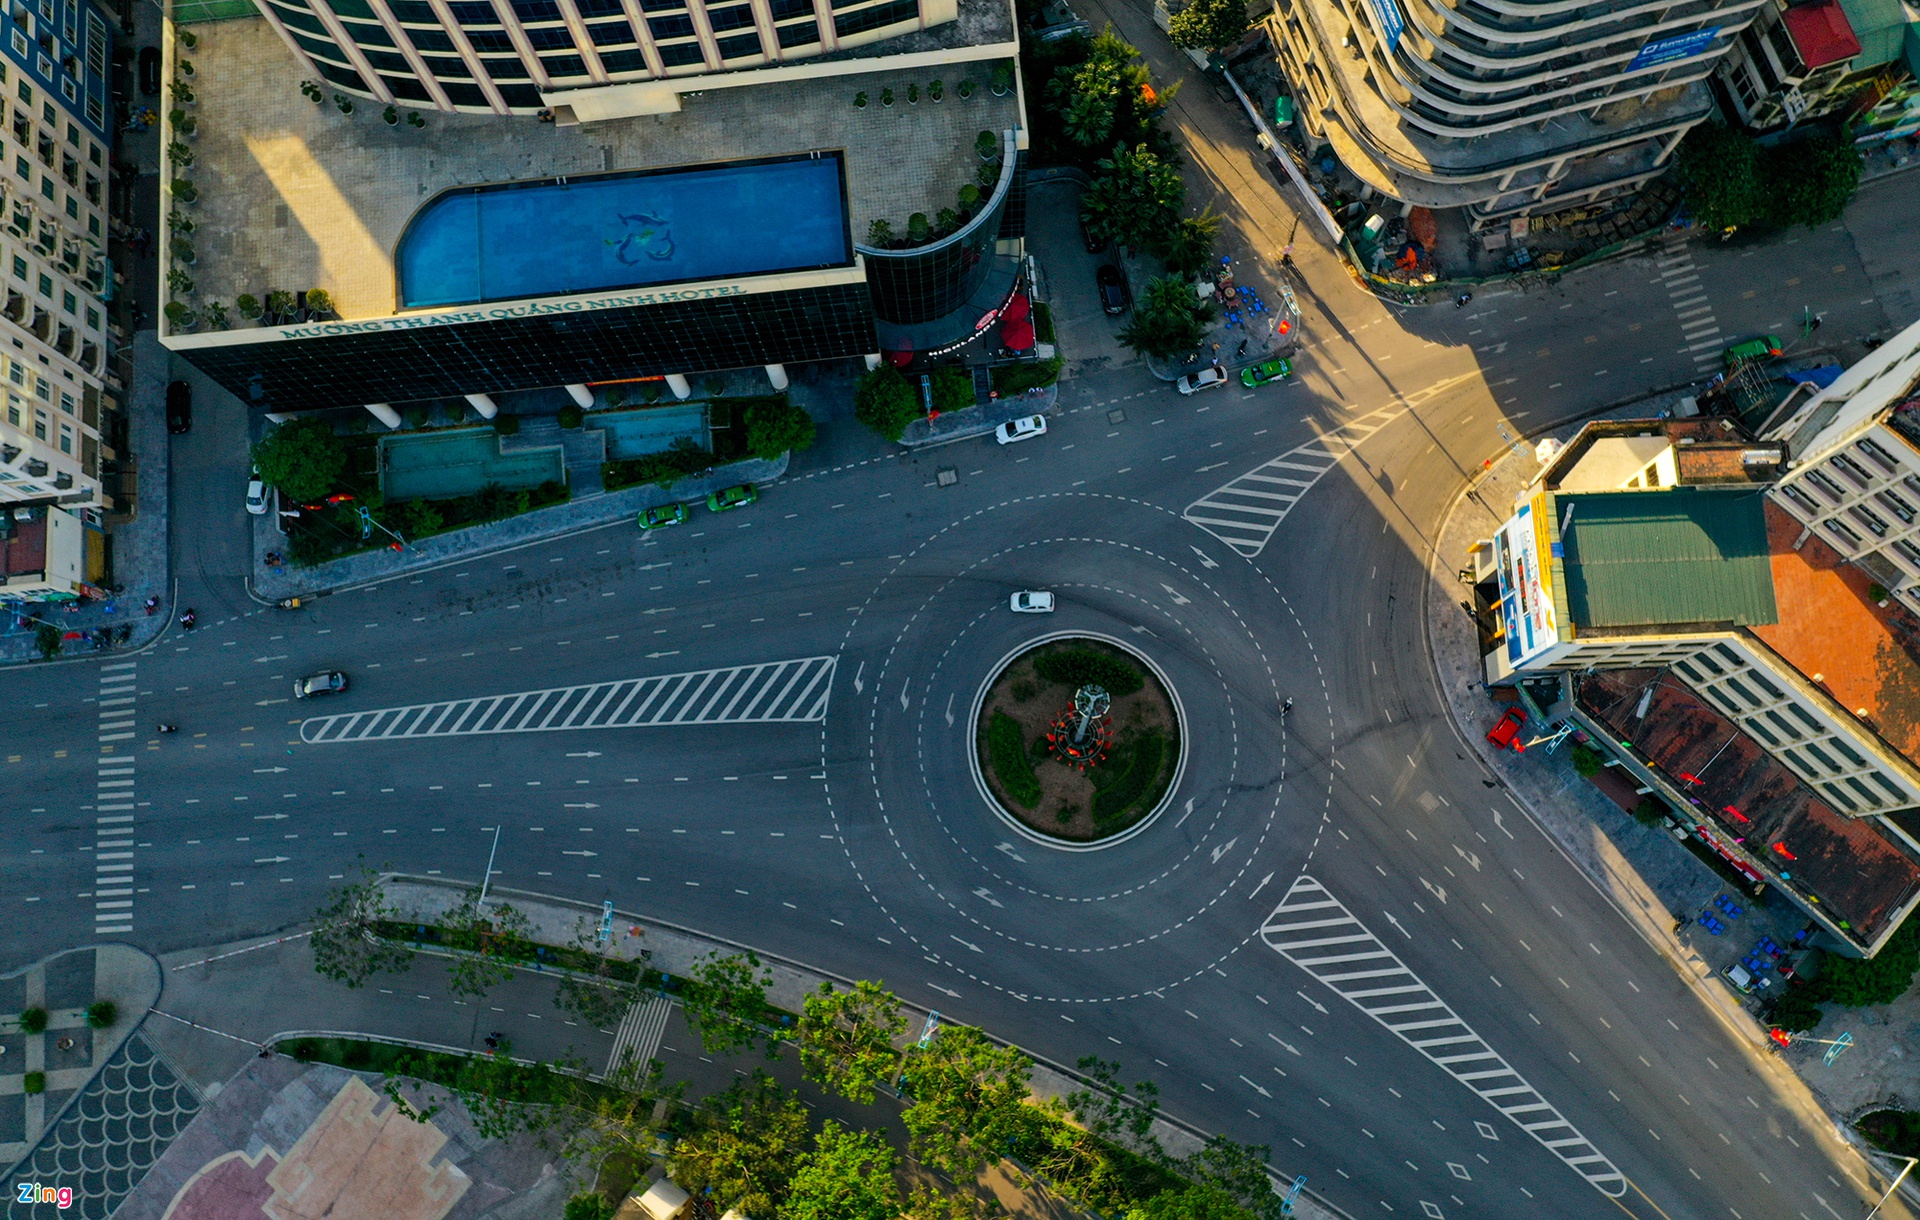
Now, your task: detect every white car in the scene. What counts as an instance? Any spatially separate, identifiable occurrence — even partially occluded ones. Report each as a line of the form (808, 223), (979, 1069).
(245, 475), (269, 515)
(995, 414), (1048, 445)
(1176, 364), (1229, 395)
(1010, 591), (1055, 613)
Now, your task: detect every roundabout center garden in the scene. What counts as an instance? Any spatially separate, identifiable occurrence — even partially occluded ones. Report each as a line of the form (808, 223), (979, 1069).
(974, 636), (1182, 845)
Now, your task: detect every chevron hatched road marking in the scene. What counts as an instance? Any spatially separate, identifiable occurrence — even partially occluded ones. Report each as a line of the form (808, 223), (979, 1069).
(1260, 875), (1626, 1198)
(1184, 406), (1404, 557)
(300, 655), (836, 744)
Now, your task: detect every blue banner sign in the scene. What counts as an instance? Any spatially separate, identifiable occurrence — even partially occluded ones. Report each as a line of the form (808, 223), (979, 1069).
(1366, 0), (1404, 51)
(1628, 26), (1722, 71)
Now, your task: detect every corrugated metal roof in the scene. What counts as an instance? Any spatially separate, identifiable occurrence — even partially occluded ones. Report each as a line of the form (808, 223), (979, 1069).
(1836, 0), (1911, 67)
(1558, 489), (1779, 629)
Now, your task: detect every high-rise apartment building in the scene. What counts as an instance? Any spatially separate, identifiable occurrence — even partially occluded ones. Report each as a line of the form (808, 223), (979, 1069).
(0, 0), (116, 509)
(1262, 0), (1765, 228)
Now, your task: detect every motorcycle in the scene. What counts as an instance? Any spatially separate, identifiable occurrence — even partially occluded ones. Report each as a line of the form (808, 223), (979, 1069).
(156, 724), (178, 734)
(178, 609), (196, 631)
(275, 597), (303, 610)
(144, 595), (159, 616)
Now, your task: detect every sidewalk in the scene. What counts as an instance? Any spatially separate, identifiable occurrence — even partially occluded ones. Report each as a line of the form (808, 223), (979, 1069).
(249, 451), (789, 600)
(898, 383), (1059, 447)
(1136, 252), (1298, 383)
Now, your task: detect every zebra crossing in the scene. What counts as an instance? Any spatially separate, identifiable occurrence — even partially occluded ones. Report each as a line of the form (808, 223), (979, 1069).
(1655, 239), (1727, 376)
(1184, 405), (1404, 557)
(1259, 876), (1625, 1198)
(300, 655), (837, 744)
(604, 996), (673, 1077)
(95, 660), (139, 936)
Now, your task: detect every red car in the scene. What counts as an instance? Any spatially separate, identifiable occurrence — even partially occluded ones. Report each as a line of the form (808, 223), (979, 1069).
(1487, 707), (1527, 752)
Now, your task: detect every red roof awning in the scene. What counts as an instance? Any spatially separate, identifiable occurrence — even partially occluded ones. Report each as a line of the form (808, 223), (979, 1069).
(1001, 317), (1035, 351)
(1001, 293), (1031, 323)
(1782, 0), (1861, 69)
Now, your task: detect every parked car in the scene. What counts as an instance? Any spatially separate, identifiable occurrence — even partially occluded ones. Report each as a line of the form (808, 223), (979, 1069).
(245, 473), (269, 515)
(293, 670), (349, 699)
(1176, 364), (1229, 395)
(1078, 212), (1107, 254)
(995, 414), (1048, 445)
(1724, 334), (1784, 366)
(1096, 264), (1130, 316)
(638, 502), (690, 530)
(138, 47), (161, 95)
(1010, 590), (1055, 613)
(707, 483), (757, 512)
(1240, 358), (1294, 388)
(165, 380), (191, 434)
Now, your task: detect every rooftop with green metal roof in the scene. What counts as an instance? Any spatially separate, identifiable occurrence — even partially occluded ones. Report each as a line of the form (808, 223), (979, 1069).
(1556, 488), (1780, 631)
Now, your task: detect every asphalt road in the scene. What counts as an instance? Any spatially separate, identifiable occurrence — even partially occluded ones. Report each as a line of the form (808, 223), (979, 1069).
(8, 35), (1920, 1220)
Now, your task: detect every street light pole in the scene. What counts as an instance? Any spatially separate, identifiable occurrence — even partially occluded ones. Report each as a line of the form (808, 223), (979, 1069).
(476, 825), (501, 909)
(1864, 1154), (1918, 1220)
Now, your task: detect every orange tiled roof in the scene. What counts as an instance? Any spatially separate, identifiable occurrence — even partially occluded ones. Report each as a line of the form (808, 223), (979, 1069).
(1752, 500), (1920, 762)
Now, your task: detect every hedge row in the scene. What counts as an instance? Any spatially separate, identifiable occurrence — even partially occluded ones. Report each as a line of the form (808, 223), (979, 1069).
(1093, 732), (1163, 824)
(989, 711), (1042, 808)
(1034, 648), (1144, 697)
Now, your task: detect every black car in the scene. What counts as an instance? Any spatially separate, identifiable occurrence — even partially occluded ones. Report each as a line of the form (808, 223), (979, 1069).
(1096, 264), (1130, 315)
(165, 380), (191, 434)
(1078, 211), (1107, 254)
(138, 46), (161, 96)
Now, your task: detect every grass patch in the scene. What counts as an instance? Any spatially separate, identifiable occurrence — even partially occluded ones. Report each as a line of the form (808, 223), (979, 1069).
(1033, 302), (1056, 345)
(1860, 1109), (1920, 1158)
(989, 711), (1042, 808)
(1033, 647), (1143, 697)
(603, 440), (720, 492)
(1092, 732), (1163, 825)
(992, 356), (1063, 397)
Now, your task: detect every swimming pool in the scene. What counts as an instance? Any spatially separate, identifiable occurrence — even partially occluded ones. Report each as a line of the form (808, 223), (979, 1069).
(596, 403), (708, 461)
(379, 428), (565, 501)
(396, 154), (851, 309)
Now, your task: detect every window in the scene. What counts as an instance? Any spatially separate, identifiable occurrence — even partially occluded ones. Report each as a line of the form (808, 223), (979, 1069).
(31, 408), (44, 439)
(1858, 436), (1900, 473)
(483, 55), (530, 78)
(589, 20), (633, 44)
(1823, 516), (1863, 548)
(1804, 469), (1845, 502)
(16, 82), (30, 105)
(576, 0), (625, 15)
(1766, 710), (1801, 741)
(57, 422), (68, 453)
(408, 27), (458, 50)
(275, 5), (332, 35)
(384, 74), (433, 100)
(598, 47), (648, 70)
(716, 30), (759, 55)
(496, 82), (542, 106)
(707, 4), (755, 29)
(39, 174), (53, 200)
(770, 0), (812, 18)
(59, 289), (72, 313)
(421, 54), (472, 74)
(32, 374), (46, 400)
(6, 362), (21, 385)
(83, 306), (94, 328)
(442, 81), (490, 106)
(512, 0), (563, 18)
(40, 102), (53, 125)
(12, 156), (26, 181)
(86, 215), (97, 237)
(467, 29), (518, 50)
(362, 49), (416, 72)
(1877, 487), (1916, 524)
(62, 195), (74, 219)
(448, 0), (500, 19)
(526, 26), (576, 48)
(9, 256), (23, 278)
(656, 40), (703, 64)
(8, 31), (24, 58)
(833, 0), (917, 36)
(63, 121), (75, 146)
(1830, 452), (1873, 489)
(648, 14), (694, 37)
(539, 53), (587, 75)
(776, 19), (818, 44)
(314, 61), (369, 90)
(388, 0), (440, 19)
(3, 398), (14, 425)
(35, 272), (49, 296)
(88, 142), (99, 166)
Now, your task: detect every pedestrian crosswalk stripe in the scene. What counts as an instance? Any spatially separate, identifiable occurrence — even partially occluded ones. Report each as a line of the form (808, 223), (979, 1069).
(299, 655), (837, 744)
(1184, 406), (1403, 556)
(1260, 875), (1625, 1197)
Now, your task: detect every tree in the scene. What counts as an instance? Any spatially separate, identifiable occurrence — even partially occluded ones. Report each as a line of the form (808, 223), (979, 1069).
(682, 950), (778, 1058)
(1045, 28), (1160, 153)
(1125, 1183), (1253, 1220)
(552, 921), (648, 1030)
(1081, 143), (1186, 252)
(1067, 1056), (1164, 1156)
(435, 892), (534, 1001)
(781, 1123), (901, 1220)
(1674, 123), (1763, 233)
(1179, 1135), (1282, 1220)
(560, 1052), (682, 1167)
(930, 367), (974, 414)
(252, 416), (348, 503)
(854, 366), (919, 442)
(309, 865), (416, 988)
(1118, 275), (1215, 361)
(745, 400), (817, 460)
(563, 1194), (616, 1220)
(1764, 133), (1862, 228)
(32, 622), (60, 661)
(672, 1071), (810, 1216)
(797, 979), (905, 1103)
(1813, 919), (1920, 1007)
(1166, 0), (1249, 50)
(1151, 208), (1222, 276)
(900, 1024), (1033, 1176)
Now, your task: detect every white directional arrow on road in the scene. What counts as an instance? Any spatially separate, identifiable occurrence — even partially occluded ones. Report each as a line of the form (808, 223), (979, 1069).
(562, 850), (598, 857)
(1160, 582), (1191, 606)
(252, 767), (288, 774)
(1190, 544), (1219, 570)
(950, 935), (983, 953)
(944, 693), (955, 727)
(564, 803), (600, 809)
(926, 982), (961, 998)
(1296, 989), (1328, 1015)
(995, 842), (1026, 863)
(566, 751), (603, 758)
(1383, 911), (1413, 940)
(853, 661), (865, 694)
(1239, 1074), (1272, 1098)
(645, 650), (680, 659)
(1210, 835), (1238, 864)
(253, 856), (292, 865)
(1268, 1032), (1301, 1056)
(900, 680), (911, 711)
(972, 887), (1002, 908)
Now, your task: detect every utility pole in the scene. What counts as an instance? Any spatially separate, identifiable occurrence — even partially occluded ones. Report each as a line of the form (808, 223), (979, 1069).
(476, 825), (501, 908)
(1864, 1154), (1917, 1220)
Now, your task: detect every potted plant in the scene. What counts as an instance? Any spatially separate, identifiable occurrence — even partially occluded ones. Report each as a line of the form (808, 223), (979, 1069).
(907, 83), (919, 104)
(1870, 582), (1891, 606)
(265, 289), (295, 321)
(166, 208), (194, 233)
(203, 301), (229, 329)
(170, 177), (197, 203)
(19, 1006), (47, 1034)
(166, 140), (193, 167)
(558, 403), (585, 429)
(169, 236), (195, 264)
(957, 78), (974, 98)
(383, 104), (399, 125)
(976, 159), (999, 189)
(407, 112), (426, 128)
(958, 183), (980, 211)
(166, 268), (194, 295)
(853, 90), (867, 107)
(178, 28), (198, 48)
(163, 300), (194, 328)
(333, 93), (354, 114)
(170, 110), (196, 135)
(930, 79), (942, 101)
(236, 293), (261, 320)
(305, 287), (334, 317)
(936, 206), (959, 234)
(907, 212), (930, 243)
(880, 87), (894, 106)
(975, 129), (998, 160)
(300, 80), (323, 103)
(866, 218), (894, 246)
(179, 58), (195, 77)
(990, 62), (1013, 96)
(172, 79), (194, 104)
(85, 1000), (117, 1029)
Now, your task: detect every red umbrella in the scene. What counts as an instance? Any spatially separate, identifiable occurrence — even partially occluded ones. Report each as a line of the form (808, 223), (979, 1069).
(1001, 317), (1035, 351)
(885, 348), (913, 368)
(1002, 293), (1031, 323)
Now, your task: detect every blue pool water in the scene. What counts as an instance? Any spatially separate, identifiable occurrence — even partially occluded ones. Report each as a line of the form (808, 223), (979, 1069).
(396, 154), (850, 309)
(596, 403), (708, 461)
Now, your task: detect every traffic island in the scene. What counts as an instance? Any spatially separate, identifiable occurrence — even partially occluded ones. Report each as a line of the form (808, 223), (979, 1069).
(972, 635), (1182, 847)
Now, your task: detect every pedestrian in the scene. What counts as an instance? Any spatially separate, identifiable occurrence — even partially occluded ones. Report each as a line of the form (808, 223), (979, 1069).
(1281, 698), (1293, 718)
(1455, 291), (1472, 309)
(1235, 338), (1249, 359)
(1810, 317), (1822, 331)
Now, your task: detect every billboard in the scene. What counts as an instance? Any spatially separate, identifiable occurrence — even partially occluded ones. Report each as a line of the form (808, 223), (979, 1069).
(1626, 27), (1721, 71)
(1496, 494), (1560, 668)
(1366, 0), (1404, 52)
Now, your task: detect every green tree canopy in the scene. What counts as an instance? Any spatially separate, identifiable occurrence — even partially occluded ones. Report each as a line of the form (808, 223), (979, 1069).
(1152, 208), (1222, 276)
(309, 864), (415, 988)
(251, 416), (347, 503)
(854, 366), (919, 442)
(434, 892), (534, 1001)
(1124, 1183), (1254, 1220)
(1046, 28), (1153, 150)
(672, 1071), (811, 1217)
(682, 950), (778, 1058)
(798, 979), (906, 1103)
(780, 1123), (902, 1220)
(1117, 275), (1216, 361)
(1166, 0), (1249, 50)
(1676, 124), (1864, 232)
(901, 1024), (1034, 1176)
(1765, 133), (1863, 228)
(1081, 143), (1186, 252)
(745, 400), (817, 460)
